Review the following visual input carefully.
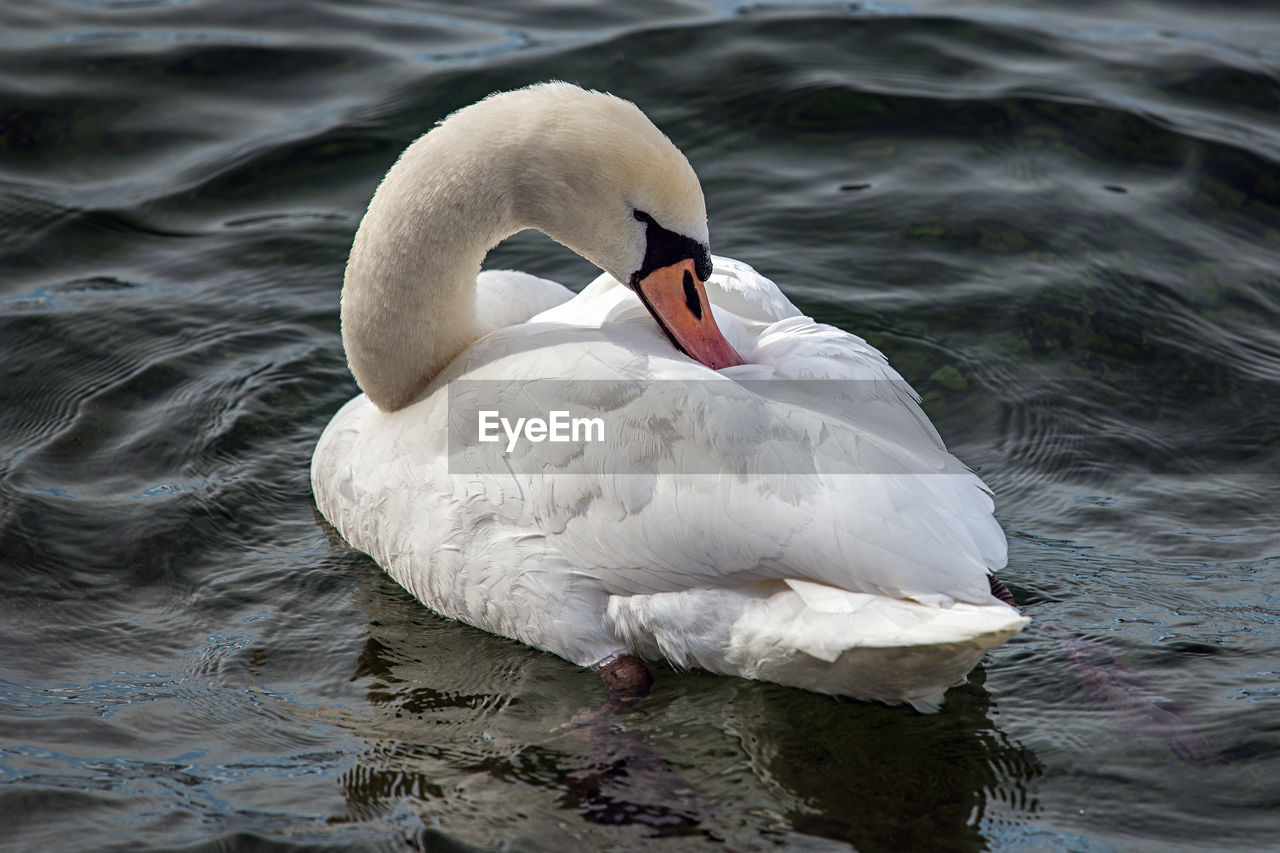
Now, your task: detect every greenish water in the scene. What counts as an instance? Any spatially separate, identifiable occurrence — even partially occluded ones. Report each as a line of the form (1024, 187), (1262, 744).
(2, 1), (1278, 850)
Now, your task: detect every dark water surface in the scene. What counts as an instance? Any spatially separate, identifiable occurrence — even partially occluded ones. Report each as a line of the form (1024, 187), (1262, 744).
(2, 1), (1278, 850)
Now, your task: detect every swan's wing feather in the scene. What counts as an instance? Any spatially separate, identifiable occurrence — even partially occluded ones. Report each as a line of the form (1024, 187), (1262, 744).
(474, 269), (574, 332)
(542, 255), (801, 327)
(704, 255), (803, 323)
(433, 308), (1004, 607)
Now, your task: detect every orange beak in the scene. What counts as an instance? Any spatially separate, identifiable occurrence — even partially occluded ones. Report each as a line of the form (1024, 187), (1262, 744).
(633, 259), (745, 370)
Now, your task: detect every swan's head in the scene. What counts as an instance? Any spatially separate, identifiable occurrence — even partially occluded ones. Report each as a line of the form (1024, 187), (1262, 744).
(465, 82), (744, 369)
(344, 82), (747, 412)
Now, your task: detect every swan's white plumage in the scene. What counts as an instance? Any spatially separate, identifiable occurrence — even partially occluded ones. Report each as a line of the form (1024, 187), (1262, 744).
(315, 254), (1026, 711)
(313, 84), (1026, 712)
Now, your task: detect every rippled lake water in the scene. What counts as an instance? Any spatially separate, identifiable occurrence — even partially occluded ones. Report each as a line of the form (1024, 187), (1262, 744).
(2, 1), (1278, 850)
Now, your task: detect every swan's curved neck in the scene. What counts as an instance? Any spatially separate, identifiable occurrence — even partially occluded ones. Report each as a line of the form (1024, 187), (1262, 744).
(340, 127), (523, 412)
(339, 84), (710, 412)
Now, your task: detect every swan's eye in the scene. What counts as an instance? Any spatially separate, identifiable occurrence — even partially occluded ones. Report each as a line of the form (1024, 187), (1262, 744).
(682, 270), (702, 320)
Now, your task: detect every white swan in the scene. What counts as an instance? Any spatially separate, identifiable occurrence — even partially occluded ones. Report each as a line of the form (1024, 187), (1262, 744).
(312, 82), (1027, 712)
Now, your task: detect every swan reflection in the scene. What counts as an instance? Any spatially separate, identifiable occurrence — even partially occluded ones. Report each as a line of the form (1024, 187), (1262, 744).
(333, 572), (1042, 851)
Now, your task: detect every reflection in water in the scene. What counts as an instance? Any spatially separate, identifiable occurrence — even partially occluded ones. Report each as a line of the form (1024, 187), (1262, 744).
(334, 569), (1042, 851)
(1045, 623), (1222, 767)
(721, 671), (1043, 852)
(552, 705), (704, 832)
(345, 629), (708, 843)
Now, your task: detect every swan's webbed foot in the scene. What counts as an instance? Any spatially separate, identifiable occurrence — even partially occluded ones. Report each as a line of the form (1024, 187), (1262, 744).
(551, 654), (653, 736)
(552, 654), (701, 832)
(989, 574), (1017, 609)
(598, 654), (653, 705)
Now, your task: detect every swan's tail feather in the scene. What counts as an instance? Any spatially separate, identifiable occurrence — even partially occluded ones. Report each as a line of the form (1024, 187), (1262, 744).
(607, 580), (1028, 712)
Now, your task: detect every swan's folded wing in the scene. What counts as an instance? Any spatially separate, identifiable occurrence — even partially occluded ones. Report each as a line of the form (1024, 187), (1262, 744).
(318, 257), (1008, 632)
(704, 255), (803, 323)
(474, 269), (575, 332)
(438, 321), (1006, 607)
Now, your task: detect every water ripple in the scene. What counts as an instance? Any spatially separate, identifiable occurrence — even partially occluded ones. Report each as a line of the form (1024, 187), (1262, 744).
(2, 1), (1279, 850)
